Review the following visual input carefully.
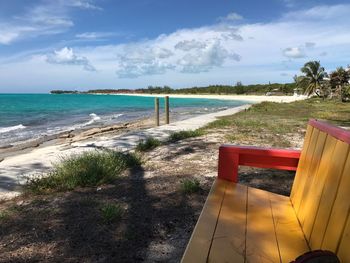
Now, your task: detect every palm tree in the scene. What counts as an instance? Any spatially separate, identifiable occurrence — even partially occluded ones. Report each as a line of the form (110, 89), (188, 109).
(330, 67), (350, 101)
(300, 61), (328, 98)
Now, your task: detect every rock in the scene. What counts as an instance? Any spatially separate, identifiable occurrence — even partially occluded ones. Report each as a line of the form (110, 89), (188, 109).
(0, 158), (4, 162)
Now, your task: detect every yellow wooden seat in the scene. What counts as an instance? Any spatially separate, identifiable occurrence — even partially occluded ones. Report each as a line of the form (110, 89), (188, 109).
(182, 119), (350, 262)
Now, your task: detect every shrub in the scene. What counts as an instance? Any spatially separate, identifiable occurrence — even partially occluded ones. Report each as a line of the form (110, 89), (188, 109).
(26, 150), (141, 194)
(101, 203), (123, 223)
(168, 130), (204, 142)
(180, 178), (201, 194)
(136, 137), (161, 152)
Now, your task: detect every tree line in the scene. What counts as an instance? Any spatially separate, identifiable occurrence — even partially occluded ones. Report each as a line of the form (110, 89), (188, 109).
(295, 61), (350, 102)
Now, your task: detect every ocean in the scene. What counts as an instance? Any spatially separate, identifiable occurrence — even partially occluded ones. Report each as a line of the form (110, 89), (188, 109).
(0, 94), (249, 147)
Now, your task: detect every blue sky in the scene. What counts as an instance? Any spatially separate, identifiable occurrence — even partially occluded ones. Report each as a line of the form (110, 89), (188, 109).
(0, 0), (350, 92)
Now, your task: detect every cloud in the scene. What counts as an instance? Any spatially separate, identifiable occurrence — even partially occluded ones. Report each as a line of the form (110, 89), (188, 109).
(174, 40), (207, 51)
(282, 47), (306, 58)
(115, 47), (175, 78)
(219, 12), (243, 22)
(305, 42), (316, 48)
(2, 3), (350, 91)
(178, 41), (240, 73)
(46, 47), (96, 71)
(67, 0), (102, 10)
(0, 1), (101, 45)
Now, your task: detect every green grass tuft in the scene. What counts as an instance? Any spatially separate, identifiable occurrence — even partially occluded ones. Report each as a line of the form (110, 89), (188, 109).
(180, 178), (201, 194)
(101, 203), (123, 223)
(0, 211), (10, 222)
(168, 130), (204, 142)
(136, 137), (161, 152)
(26, 150), (141, 194)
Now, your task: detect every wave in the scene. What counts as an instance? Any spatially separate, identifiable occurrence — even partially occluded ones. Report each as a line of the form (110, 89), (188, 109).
(83, 113), (102, 126)
(112, 113), (124, 119)
(0, 124), (26, 134)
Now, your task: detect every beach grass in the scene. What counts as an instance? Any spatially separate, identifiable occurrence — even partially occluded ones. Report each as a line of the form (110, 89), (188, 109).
(203, 98), (350, 147)
(168, 130), (204, 143)
(136, 137), (162, 152)
(101, 203), (123, 223)
(26, 150), (141, 194)
(180, 178), (201, 194)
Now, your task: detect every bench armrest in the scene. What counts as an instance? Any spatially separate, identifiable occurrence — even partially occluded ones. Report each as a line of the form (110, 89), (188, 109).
(218, 145), (301, 182)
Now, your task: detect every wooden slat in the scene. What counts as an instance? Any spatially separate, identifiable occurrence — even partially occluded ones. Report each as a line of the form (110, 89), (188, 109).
(181, 179), (228, 263)
(336, 211), (350, 263)
(208, 183), (247, 263)
(291, 127), (319, 213)
(269, 192), (309, 263)
(301, 136), (337, 242)
(296, 131), (327, 225)
(309, 141), (349, 249)
(322, 154), (350, 251)
(246, 187), (280, 263)
(290, 125), (313, 201)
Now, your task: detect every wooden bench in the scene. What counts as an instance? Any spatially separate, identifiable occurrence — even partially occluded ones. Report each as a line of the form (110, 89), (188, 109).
(182, 119), (350, 263)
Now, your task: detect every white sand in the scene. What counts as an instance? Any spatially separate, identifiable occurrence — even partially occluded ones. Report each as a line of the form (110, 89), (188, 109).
(112, 93), (307, 103)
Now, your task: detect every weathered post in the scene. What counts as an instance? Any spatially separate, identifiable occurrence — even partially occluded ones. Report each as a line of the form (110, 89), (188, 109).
(165, 96), (170, 124)
(155, 97), (160, 126)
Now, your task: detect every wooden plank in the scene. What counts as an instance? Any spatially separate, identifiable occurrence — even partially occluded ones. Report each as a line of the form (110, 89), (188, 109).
(290, 125), (313, 202)
(181, 179), (228, 263)
(336, 211), (350, 263)
(296, 131), (327, 225)
(269, 192), (309, 263)
(292, 127), (320, 213)
(322, 154), (350, 251)
(246, 187), (280, 263)
(301, 136), (337, 243)
(309, 141), (349, 249)
(208, 183), (247, 263)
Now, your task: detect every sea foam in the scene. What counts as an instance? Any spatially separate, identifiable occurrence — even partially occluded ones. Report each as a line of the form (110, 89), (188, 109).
(0, 124), (26, 134)
(84, 113), (102, 126)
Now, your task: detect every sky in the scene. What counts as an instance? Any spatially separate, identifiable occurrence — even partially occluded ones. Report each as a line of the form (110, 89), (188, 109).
(0, 0), (350, 93)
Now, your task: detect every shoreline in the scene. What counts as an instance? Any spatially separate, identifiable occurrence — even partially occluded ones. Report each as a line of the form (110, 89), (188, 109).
(99, 93), (307, 103)
(0, 104), (251, 199)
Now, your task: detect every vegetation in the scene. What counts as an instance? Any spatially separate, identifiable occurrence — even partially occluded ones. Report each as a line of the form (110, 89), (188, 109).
(51, 82), (297, 96)
(330, 67), (350, 102)
(26, 150), (141, 194)
(296, 61), (350, 101)
(136, 137), (162, 152)
(203, 98), (350, 147)
(180, 178), (201, 194)
(50, 90), (79, 94)
(101, 203), (123, 223)
(168, 130), (204, 143)
(137, 83), (296, 95)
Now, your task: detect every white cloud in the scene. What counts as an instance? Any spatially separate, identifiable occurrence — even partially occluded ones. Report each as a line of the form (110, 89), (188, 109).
(1, 4), (350, 91)
(46, 47), (96, 71)
(219, 12), (243, 22)
(282, 47), (306, 58)
(75, 32), (116, 40)
(0, 1), (101, 45)
(67, 0), (102, 10)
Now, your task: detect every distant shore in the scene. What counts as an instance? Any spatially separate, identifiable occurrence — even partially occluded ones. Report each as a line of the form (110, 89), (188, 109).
(101, 93), (307, 103)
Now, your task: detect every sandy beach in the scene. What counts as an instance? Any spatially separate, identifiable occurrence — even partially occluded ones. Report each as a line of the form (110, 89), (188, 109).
(115, 93), (307, 103)
(0, 95), (305, 199)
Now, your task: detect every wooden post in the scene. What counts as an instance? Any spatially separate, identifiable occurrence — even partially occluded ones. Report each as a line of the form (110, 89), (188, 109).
(155, 97), (160, 126)
(165, 96), (170, 124)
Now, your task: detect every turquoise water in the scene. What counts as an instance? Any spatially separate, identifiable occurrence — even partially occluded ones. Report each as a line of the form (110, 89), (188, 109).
(0, 94), (248, 146)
